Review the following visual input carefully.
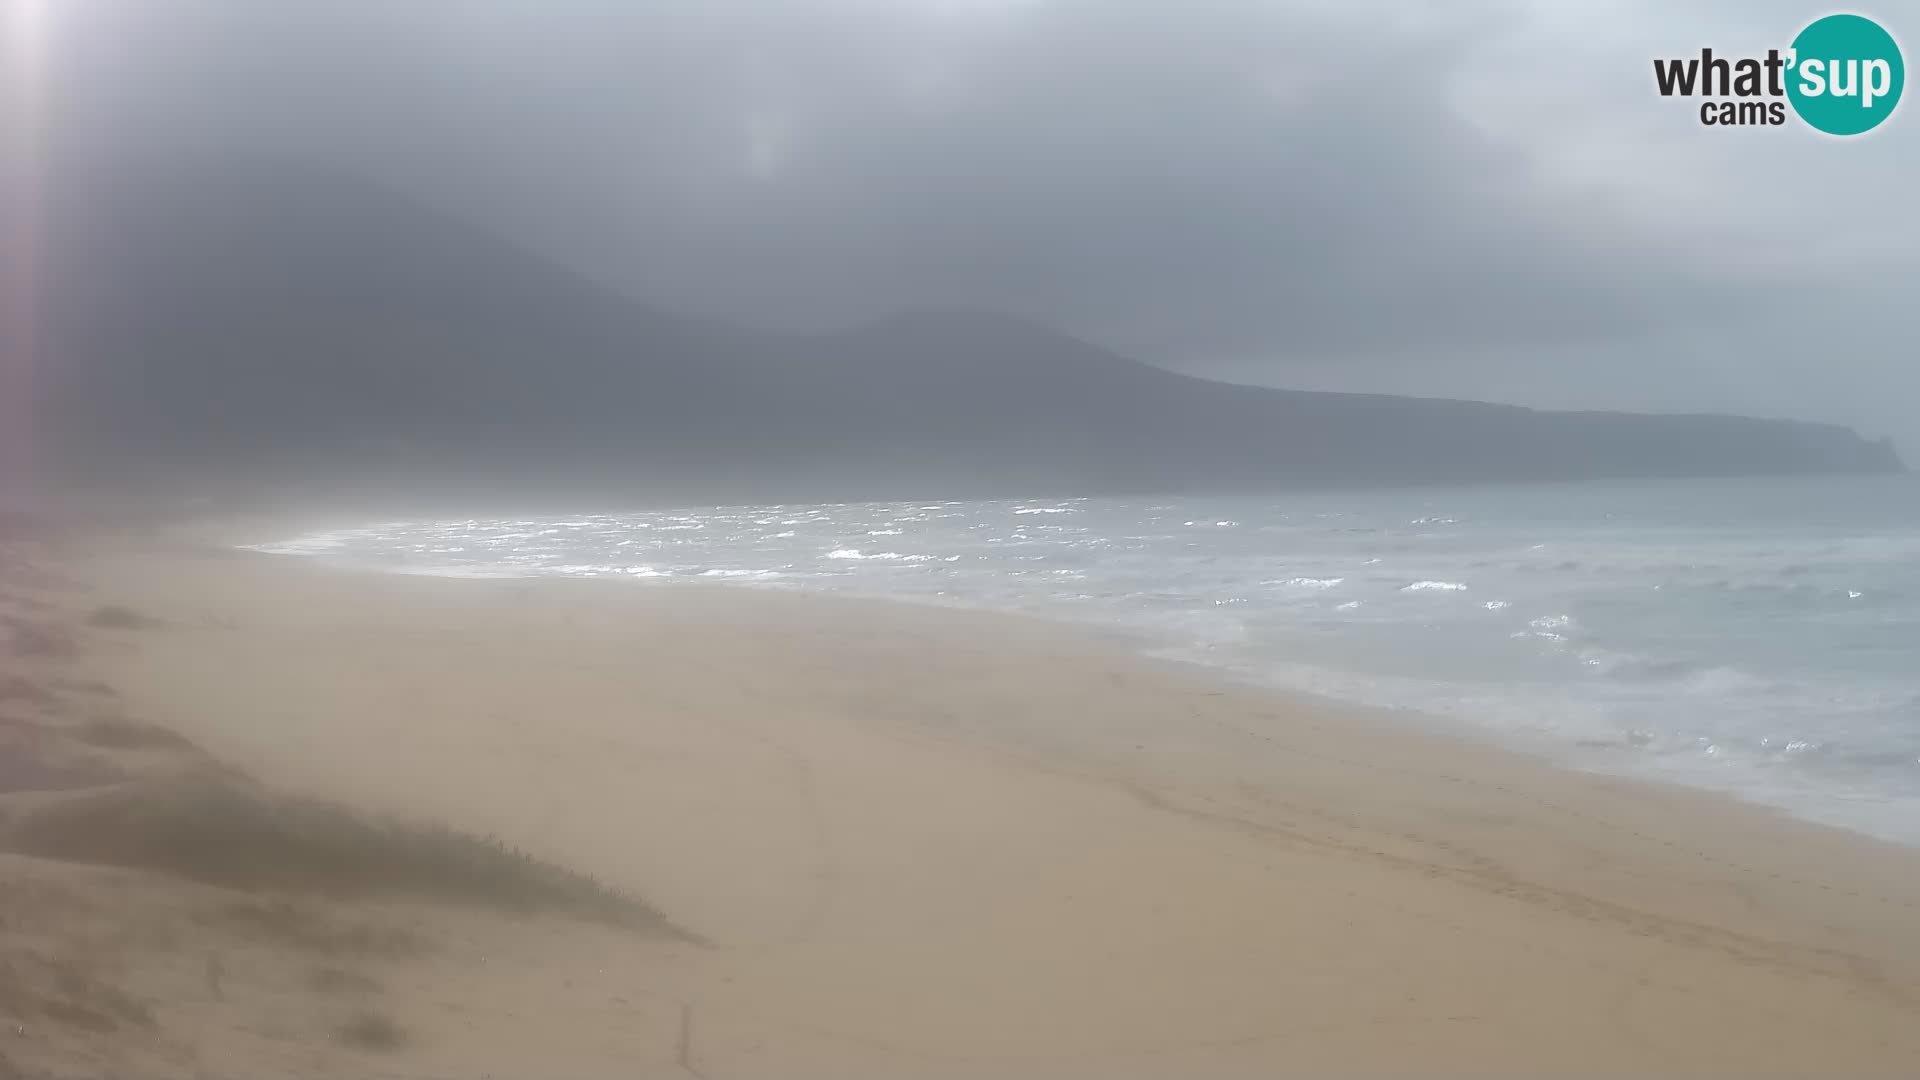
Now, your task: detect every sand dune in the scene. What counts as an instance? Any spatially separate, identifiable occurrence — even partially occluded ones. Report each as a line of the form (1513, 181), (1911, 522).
(4, 521), (1920, 1077)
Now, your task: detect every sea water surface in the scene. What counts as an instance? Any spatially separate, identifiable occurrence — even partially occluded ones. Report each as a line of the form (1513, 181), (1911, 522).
(256, 475), (1920, 844)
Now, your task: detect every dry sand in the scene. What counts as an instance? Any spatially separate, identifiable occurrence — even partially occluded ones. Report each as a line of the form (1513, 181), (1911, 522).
(5, 519), (1920, 1077)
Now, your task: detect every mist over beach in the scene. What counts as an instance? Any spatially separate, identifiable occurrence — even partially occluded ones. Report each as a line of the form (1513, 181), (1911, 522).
(5, 1), (1920, 1077)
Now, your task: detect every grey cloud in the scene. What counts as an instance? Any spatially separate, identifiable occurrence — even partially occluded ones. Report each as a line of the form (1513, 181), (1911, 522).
(38, 0), (1920, 448)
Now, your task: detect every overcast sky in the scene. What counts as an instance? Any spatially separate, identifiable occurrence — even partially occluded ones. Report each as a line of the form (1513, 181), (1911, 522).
(35, 0), (1920, 451)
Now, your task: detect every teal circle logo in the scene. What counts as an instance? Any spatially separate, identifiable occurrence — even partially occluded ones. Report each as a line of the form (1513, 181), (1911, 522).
(1787, 14), (1904, 135)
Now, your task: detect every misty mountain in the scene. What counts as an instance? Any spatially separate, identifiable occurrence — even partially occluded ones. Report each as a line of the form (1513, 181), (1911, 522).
(37, 155), (1902, 502)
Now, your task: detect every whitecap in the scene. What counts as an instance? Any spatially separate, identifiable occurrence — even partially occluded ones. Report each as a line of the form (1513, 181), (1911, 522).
(1402, 580), (1469, 592)
(825, 549), (905, 561)
(1263, 576), (1345, 590)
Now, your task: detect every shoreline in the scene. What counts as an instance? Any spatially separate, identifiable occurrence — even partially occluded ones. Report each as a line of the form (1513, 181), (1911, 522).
(239, 517), (1920, 854)
(7, 520), (1920, 1076)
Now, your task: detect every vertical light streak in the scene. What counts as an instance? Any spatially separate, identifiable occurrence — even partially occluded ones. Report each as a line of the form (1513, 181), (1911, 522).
(2, 0), (49, 503)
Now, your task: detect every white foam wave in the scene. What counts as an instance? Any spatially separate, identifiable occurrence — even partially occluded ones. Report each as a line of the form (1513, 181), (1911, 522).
(825, 548), (908, 561)
(1264, 576), (1345, 589)
(246, 535), (350, 555)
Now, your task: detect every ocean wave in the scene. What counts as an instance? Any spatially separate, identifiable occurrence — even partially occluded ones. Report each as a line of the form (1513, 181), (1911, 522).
(1577, 650), (1774, 696)
(1263, 576), (1345, 589)
(389, 564), (530, 579)
(251, 541), (343, 556)
(1402, 580), (1468, 592)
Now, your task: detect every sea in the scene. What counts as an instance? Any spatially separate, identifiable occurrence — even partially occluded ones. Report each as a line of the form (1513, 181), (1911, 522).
(253, 474), (1920, 845)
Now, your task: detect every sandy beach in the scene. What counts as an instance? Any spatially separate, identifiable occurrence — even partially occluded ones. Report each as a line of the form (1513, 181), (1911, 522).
(5, 519), (1920, 1078)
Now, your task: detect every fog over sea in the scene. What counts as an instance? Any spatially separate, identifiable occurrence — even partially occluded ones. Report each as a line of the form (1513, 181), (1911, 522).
(257, 474), (1920, 845)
